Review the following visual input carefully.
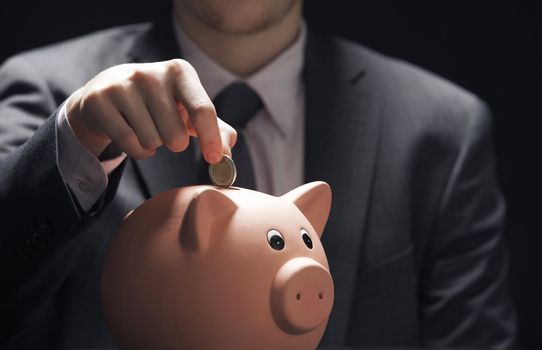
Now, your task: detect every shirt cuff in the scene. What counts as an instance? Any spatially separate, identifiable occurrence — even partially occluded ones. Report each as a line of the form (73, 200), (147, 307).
(56, 100), (127, 212)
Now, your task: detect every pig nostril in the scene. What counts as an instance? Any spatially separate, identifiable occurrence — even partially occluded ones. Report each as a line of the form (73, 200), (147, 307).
(318, 292), (323, 300)
(296, 293), (301, 301)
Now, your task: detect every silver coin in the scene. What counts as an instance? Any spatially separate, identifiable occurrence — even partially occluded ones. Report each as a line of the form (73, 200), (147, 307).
(208, 154), (237, 187)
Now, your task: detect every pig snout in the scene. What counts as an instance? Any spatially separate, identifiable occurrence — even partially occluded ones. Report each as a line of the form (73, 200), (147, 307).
(270, 257), (334, 334)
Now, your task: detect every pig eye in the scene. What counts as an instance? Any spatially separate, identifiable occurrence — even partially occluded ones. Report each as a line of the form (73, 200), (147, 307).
(301, 228), (313, 249)
(267, 229), (285, 250)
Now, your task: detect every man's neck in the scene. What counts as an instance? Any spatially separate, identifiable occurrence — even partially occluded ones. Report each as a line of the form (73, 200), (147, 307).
(173, 2), (302, 77)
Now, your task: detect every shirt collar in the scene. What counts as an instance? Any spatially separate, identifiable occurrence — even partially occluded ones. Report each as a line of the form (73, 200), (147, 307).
(173, 18), (306, 137)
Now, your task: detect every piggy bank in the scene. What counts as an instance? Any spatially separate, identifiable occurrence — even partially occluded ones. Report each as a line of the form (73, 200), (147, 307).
(101, 181), (334, 350)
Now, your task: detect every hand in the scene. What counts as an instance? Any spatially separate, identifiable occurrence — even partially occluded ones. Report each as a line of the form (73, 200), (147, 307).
(66, 59), (236, 163)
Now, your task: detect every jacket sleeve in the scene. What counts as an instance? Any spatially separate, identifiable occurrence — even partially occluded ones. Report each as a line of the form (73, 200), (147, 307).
(0, 55), (124, 341)
(419, 100), (516, 349)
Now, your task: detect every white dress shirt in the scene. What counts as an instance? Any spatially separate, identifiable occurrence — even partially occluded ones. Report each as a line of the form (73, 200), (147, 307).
(56, 20), (306, 212)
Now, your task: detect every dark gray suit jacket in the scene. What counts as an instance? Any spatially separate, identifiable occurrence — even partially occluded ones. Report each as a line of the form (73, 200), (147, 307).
(0, 18), (516, 349)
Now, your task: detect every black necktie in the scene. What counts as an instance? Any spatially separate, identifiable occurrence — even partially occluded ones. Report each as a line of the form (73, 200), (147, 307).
(199, 82), (263, 189)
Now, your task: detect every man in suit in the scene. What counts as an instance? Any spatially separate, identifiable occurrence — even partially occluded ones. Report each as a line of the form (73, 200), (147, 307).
(0, 0), (516, 348)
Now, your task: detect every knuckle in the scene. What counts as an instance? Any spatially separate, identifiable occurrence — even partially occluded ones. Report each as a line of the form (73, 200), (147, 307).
(174, 58), (193, 71)
(163, 132), (189, 152)
(164, 59), (197, 79)
(115, 129), (137, 144)
(127, 70), (150, 89)
(81, 90), (102, 108)
(128, 69), (146, 83)
(202, 139), (220, 152)
(101, 83), (124, 98)
(80, 91), (107, 115)
(190, 101), (216, 119)
(141, 136), (161, 150)
(165, 59), (185, 78)
(129, 69), (161, 90)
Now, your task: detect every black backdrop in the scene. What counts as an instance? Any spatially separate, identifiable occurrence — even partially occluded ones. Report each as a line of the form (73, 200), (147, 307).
(1, 0), (541, 348)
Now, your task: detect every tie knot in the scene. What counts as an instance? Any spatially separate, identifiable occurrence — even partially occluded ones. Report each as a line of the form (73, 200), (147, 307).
(213, 82), (263, 129)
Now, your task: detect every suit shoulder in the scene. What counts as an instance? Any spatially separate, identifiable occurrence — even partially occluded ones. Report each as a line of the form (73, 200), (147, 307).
(335, 35), (483, 112)
(331, 35), (491, 141)
(0, 23), (151, 93)
(9, 23), (149, 65)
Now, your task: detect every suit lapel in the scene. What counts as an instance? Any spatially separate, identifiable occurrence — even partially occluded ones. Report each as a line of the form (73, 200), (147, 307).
(128, 18), (199, 197)
(304, 29), (382, 344)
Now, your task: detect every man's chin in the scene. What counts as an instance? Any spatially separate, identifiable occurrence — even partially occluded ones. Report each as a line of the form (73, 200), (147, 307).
(178, 0), (299, 36)
(204, 17), (276, 36)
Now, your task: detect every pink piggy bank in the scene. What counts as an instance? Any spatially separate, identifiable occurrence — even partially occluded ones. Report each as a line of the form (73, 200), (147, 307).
(101, 181), (334, 350)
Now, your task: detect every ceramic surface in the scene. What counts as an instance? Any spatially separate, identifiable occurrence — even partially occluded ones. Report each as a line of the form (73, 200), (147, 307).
(102, 181), (333, 350)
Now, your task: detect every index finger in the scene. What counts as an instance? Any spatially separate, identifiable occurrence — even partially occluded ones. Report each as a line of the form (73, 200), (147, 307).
(166, 59), (222, 164)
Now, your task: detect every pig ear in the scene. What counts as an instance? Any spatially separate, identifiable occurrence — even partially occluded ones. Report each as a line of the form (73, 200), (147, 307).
(180, 188), (237, 252)
(281, 181), (332, 238)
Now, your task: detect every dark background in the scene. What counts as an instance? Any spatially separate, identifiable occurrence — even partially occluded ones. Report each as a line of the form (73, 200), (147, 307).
(1, 0), (540, 348)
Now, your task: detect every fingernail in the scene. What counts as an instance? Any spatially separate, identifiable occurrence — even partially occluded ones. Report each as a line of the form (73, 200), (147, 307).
(207, 151), (222, 164)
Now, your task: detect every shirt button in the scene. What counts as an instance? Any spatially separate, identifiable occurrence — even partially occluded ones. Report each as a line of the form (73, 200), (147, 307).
(78, 180), (94, 193)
